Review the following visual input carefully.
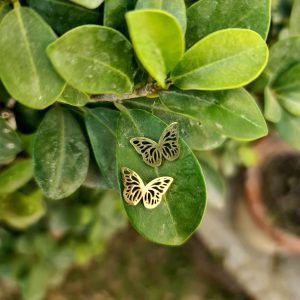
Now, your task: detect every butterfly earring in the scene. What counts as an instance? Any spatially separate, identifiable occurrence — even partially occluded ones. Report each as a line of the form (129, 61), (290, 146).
(121, 167), (173, 209)
(130, 122), (180, 167)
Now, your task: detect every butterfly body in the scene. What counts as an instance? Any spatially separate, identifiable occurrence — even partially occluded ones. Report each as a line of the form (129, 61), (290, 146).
(130, 122), (180, 167)
(121, 167), (173, 209)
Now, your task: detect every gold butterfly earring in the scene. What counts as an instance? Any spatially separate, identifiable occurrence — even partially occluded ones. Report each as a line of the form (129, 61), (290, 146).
(121, 167), (173, 209)
(130, 122), (180, 167)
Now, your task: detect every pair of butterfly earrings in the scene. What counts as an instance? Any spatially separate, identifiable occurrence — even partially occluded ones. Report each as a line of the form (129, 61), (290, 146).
(122, 122), (180, 209)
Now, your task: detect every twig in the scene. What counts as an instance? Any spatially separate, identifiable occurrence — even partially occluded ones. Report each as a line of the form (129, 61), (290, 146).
(90, 83), (162, 102)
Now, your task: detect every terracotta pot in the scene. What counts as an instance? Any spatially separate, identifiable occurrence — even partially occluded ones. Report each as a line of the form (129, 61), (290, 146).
(237, 136), (300, 255)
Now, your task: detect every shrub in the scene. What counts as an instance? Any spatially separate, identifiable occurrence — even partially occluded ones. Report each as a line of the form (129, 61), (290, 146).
(0, 0), (299, 298)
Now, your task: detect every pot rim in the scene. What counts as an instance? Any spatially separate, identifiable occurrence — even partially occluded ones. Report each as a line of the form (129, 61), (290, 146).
(244, 137), (300, 254)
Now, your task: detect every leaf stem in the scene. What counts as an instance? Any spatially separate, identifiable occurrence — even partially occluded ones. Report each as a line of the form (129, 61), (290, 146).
(90, 83), (163, 103)
(113, 101), (127, 113)
(114, 102), (143, 135)
(11, 0), (20, 8)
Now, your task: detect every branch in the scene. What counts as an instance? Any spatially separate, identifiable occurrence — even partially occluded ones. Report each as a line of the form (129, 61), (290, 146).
(90, 83), (162, 102)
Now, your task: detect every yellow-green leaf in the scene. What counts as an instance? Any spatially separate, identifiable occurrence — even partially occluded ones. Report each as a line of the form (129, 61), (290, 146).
(171, 29), (269, 91)
(126, 10), (184, 88)
(47, 25), (136, 94)
(69, 0), (104, 9)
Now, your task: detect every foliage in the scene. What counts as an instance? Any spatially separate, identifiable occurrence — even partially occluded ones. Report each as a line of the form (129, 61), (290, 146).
(0, 0), (299, 297)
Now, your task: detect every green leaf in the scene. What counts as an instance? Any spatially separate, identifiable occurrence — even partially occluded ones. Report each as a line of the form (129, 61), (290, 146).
(69, 0), (104, 9)
(276, 111), (300, 150)
(28, 0), (101, 35)
(264, 86), (282, 123)
(271, 63), (300, 116)
(0, 159), (32, 195)
(33, 106), (89, 199)
(0, 189), (45, 229)
(85, 108), (119, 188)
(158, 88), (268, 141)
(116, 109), (206, 245)
(290, 0), (300, 36)
(0, 1), (10, 22)
(58, 85), (89, 107)
(0, 7), (65, 109)
(186, 0), (271, 48)
(124, 97), (226, 151)
(0, 118), (22, 164)
(126, 10), (184, 88)
(136, 0), (187, 33)
(267, 37), (300, 79)
(47, 25), (136, 94)
(104, 0), (136, 34)
(171, 29), (269, 91)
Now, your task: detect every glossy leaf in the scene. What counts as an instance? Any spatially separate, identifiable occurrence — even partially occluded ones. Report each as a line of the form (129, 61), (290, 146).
(290, 0), (300, 36)
(58, 85), (89, 107)
(125, 97), (226, 151)
(0, 159), (32, 195)
(29, 0), (101, 35)
(69, 0), (104, 9)
(276, 111), (300, 150)
(126, 10), (184, 88)
(104, 0), (136, 34)
(33, 107), (89, 199)
(136, 0), (187, 33)
(116, 109), (206, 245)
(0, 189), (45, 229)
(158, 88), (268, 141)
(47, 25), (136, 94)
(264, 86), (282, 123)
(271, 63), (300, 116)
(171, 29), (269, 91)
(85, 108), (119, 188)
(0, 118), (22, 164)
(186, 0), (271, 47)
(0, 7), (65, 109)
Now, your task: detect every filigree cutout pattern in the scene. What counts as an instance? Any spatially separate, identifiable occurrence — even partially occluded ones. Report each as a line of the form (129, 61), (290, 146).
(121, 167), (173, 209)
(130, 122), (180, 167)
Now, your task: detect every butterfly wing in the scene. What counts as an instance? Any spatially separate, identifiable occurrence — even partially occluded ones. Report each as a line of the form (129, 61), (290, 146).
(159, 122), (180, 161)
(130, 137), (162, 167)
(143, 176), (174, 209)
(121, 167), (145, 206)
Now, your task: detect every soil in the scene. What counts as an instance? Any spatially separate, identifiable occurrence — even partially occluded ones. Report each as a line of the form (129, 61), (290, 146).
(0, 227), (253, 300)
(260, 152), (300, 236)
(47, 227), (252, 300)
